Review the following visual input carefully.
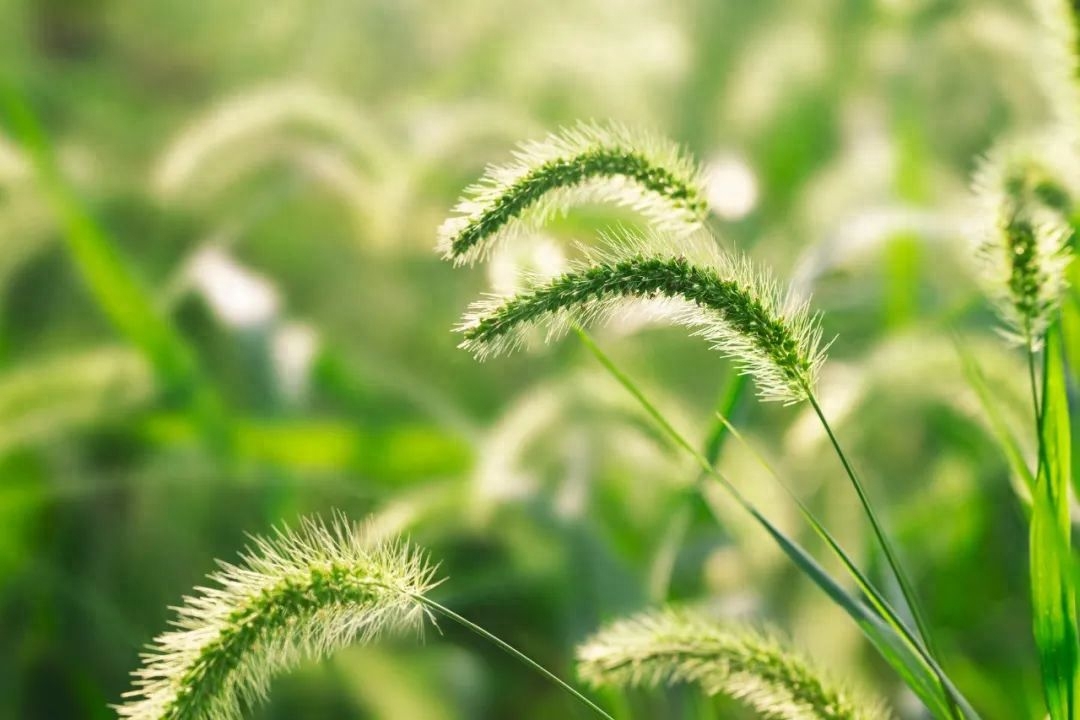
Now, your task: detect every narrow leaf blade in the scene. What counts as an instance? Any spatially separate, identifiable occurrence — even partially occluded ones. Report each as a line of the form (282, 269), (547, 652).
(1032, 323), (1080, 720)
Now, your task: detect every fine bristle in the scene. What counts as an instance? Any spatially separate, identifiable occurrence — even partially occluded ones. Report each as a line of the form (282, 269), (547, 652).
(457, 229), (827, 404)
(437, 121), (708, 266)
(972, 137), (1076, 349)
(577, 608), (891, 720)
(117, 513), (438, 720)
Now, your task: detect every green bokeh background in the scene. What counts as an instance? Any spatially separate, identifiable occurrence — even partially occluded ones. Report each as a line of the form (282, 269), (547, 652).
(0, 0), (1064, 717)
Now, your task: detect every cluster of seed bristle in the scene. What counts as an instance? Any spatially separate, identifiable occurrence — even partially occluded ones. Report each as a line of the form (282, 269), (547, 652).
(117, 514), (438, 720)
(437, 121), (708, 266)
(458, 232), (825, 404)
(974, 149), (1075, 348)
(576, 608), (890, 720)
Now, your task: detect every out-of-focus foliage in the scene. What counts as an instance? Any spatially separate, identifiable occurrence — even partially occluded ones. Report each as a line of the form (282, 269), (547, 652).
(0, 0), (1067, 718)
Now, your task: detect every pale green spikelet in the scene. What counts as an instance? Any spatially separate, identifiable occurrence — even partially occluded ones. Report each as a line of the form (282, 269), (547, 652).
(973, 139), (1076, 348)
(576, 609), (891, 720)
(117, 514), (438, 720)
(457, 230), (826, 404)
(437, 121), (708, 266)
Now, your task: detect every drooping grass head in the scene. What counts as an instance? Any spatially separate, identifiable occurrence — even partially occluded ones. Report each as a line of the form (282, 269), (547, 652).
(117, 515), (437, 720)
(458, 232), (827, 404)
(437, 121), (708, 266)
(576, 608), (891, 720)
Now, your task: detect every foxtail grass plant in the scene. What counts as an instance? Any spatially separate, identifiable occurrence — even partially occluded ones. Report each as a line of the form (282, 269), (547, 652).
(119, 514), (613, 720)
(437, 122), (709, 266)
(441, 126), (975, 718)
(973, 143), (1074, 351)
(577, 609), (891, 720)
(971, 131), (1080, 720)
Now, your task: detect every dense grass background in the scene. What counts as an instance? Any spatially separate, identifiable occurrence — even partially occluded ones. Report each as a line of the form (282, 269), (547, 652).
(0, 0), (1065, 717)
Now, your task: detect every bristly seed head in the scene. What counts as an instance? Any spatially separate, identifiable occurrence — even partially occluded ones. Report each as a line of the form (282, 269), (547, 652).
(437, 121), (708, 266)
(458, 231), (827, 404)
(576, 608), (891, 720)
(974, 141), (1075, 349)
(116, 514), (438, 720)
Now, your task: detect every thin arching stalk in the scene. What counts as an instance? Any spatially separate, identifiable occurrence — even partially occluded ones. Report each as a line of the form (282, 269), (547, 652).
(573, 329), (976, 719)
(418, 597), (614, 720)
(803, 390), (940, 661)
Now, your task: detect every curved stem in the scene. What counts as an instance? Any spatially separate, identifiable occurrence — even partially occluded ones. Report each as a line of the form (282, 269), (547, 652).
(419, 597), (614, 720)
(806, 390), (965, 720)
(575, 327), (976, 718)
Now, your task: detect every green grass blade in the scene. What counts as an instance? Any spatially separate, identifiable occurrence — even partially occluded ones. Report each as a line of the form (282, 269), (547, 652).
(573, 328), (972, 718)
(0, 87), (228, 446)
(955, 337), (1037, 504)
(648, 371), (746, 601)
(1031, 322), (1080, 720)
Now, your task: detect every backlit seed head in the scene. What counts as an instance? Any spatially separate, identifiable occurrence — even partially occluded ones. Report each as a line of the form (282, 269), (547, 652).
(458, 230), (827, 404)
(973, 138), (1076, 348)
(577, 608), (891, 720)
(437, 121), (708, 266)
(117, 514), (437, 720)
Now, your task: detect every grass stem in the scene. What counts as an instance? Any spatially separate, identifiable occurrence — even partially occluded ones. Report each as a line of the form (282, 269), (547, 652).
(420, 597), (615, 720)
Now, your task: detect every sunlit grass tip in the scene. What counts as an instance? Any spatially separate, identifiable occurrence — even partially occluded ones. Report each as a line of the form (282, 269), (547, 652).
(437, 121), (708, 266)
(972, 137), (1076, 349)
(117, 513), (439, 720)
(456, 229), (827, 404)
(576, 608), (891, 720)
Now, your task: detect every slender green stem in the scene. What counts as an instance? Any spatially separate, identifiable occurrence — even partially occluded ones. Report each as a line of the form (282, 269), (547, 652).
(805, 390), (966, 720)
(419, 596), (614, 720)
(1027, 343), (1043, 429)
(575, 328), (974, 718)
(574, 330), (972, 708)
(806, 392), (936, 648)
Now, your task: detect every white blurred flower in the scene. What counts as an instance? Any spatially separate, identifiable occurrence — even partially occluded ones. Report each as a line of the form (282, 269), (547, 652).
(188, 246), (280, 328)
(272, 322), (320, 402)
(704, 153), (759, 220)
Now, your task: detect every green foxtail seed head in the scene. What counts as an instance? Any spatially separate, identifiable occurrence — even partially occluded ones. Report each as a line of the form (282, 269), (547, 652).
(117, 514), (438, 720)
(457, 230), (827, 404)
(576, 608), (891, 720)
(973, 138), (1075, 349)
(437, 121), (708, 266)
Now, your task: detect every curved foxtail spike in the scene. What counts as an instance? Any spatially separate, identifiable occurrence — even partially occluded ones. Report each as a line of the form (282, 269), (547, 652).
(437, 121), (708, 266)
(577, 608), (892, 720)
(117, 514), (438, 720)
(973, 138), (1075, 349)
(457, 230), (827, 404)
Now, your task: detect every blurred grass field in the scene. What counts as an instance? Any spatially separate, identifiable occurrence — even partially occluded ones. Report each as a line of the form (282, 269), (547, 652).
(0, 0), (1067, 718)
